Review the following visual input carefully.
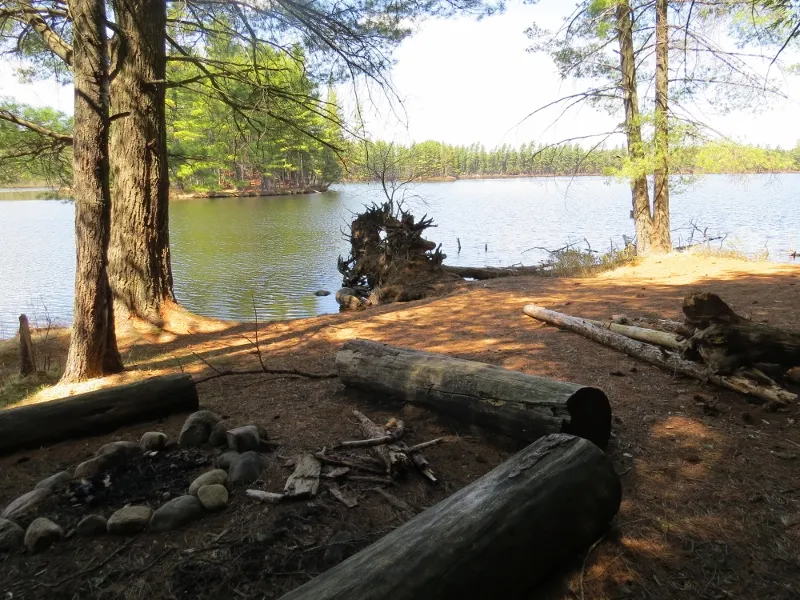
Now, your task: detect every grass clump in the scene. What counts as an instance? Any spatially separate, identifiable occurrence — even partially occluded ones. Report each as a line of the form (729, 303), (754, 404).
(539, 244), (638, 277)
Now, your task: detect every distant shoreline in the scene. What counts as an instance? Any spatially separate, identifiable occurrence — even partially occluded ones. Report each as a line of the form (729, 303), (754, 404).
(2, 171), (799, 200)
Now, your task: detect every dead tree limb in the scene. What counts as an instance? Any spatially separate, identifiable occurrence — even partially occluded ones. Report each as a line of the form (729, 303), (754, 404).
(523, 304), (796, 405)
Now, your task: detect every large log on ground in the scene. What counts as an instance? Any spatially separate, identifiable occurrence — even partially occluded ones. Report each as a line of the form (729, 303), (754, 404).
(524, 303), (796, 405)
(442, 264), (539, 280)
(0, 374), (198, 454)
(684, 292), (800, 373)
(279, 433), (621, 600)
(335, 339), (611, 448)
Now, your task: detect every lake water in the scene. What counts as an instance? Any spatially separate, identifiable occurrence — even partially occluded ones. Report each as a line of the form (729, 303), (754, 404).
(1, 174), (798, 336)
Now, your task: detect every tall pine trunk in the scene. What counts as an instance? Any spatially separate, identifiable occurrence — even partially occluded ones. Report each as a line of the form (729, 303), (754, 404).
(652, 0), (672, 253)
(616, 0), (654, 256)
(108, 0), (175, 324)
(62, 0), (123, 382)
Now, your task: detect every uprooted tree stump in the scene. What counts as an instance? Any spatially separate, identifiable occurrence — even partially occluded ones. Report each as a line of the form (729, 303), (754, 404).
(336, 339), (612, 448)
(683, 292), (800, 374)
(278, 434), (621, 600)
(337, 200), (457, 306)
(336, 201), (542, 307)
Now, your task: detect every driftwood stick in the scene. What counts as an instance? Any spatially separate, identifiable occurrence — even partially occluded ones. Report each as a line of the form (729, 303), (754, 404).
(313, 453), (386, 477)
(335, 423), (405, 450)
(404, 438), (445, 453)
(584, 318), (685, 351)
(352, 410), (394, 473)
(346, 475), (395, 485)
(523, 304), (796, 406)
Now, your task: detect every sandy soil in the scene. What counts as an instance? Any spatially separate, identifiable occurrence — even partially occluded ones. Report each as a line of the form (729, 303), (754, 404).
(1, 253), (799, 599)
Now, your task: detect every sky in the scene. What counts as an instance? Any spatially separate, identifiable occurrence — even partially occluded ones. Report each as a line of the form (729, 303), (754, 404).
(3, 0), (800, 149)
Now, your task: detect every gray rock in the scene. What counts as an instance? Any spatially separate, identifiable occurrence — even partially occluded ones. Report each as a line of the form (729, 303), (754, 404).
(209, 420), (232, 447)
(24, 518), (63, 553)
(35, 471), (72, 491)
(179, 410), (222, 448)
(75, 441), (140, 478)
(229, 451), (264, 485)
(188, 469), (228, 495)
(149, 496), (203, 532)
(226, 425), (261, 452)
(335, 288), (363, 310)
(96, 441), (141, 458)
(107, 505), (152, 535)
(140, 432), (168, 451)
(314, 289), (331, 297)
(1, 488), (52, 520)
(74, 455), (115, 479)
(215, 451), (240, 470)
(324, 530), (355, 565)
(197, 484), (229, 511)
(0, 518), (24, 552)
(77, 514), (107, 537)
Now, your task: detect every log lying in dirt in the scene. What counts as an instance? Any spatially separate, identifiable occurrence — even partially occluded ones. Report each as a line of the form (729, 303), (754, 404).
(523, 304), (796, 405)
(278, 434), (621, 600)
(442, 265), (539, 280)
(0, 374), (199, 454)
(684, 292), (800, 374)
(336, 339), (612, 448)
(585, 318), (685, 351)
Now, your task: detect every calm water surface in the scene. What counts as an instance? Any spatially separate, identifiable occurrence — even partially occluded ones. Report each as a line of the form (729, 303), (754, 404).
(1, 175), (798, 336)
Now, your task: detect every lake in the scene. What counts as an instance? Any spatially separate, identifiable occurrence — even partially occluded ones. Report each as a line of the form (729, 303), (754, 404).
(1, 174), (798, 336)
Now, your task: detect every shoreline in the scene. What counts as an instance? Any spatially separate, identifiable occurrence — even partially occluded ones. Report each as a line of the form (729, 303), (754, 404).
(2, 171), (799, 201)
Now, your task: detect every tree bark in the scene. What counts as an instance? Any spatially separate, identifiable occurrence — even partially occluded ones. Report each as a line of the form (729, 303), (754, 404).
(278, 434), (621, 600)
(336, 339), (612, 448)
(108, 0), (176, 324)
(62, 0), (123, 382)
(523, 303), (796, 405)
(651, 0), (672, 253)
(0, 374), (198, 454)
(616, 0), (654, 255)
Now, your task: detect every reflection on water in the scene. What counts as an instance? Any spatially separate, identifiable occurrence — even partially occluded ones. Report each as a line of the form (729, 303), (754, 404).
(1, 174), (799, 336)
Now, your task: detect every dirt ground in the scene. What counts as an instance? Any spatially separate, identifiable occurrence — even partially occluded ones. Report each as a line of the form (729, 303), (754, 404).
(1, 253), (799, 599)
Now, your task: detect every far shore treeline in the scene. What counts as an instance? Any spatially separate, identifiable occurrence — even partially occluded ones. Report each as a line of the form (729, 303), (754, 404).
(4, 99), (799, 192)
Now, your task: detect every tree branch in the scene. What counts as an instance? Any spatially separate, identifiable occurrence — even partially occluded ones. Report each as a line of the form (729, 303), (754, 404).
(0, 109), (73, 144)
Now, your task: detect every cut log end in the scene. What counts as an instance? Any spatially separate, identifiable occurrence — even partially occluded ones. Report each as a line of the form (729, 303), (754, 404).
(564, 387), (612, 449)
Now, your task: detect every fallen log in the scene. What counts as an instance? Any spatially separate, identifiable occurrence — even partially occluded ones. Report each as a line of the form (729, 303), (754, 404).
(278, 434), (621, 600)
(336, 339), (611, 448)
(585, 318), (685, 351)
(442, 265), (539, 280)
(523, 304), (796, 405)
(684, 292), (800, 374)
(0, 374), (199, 454)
